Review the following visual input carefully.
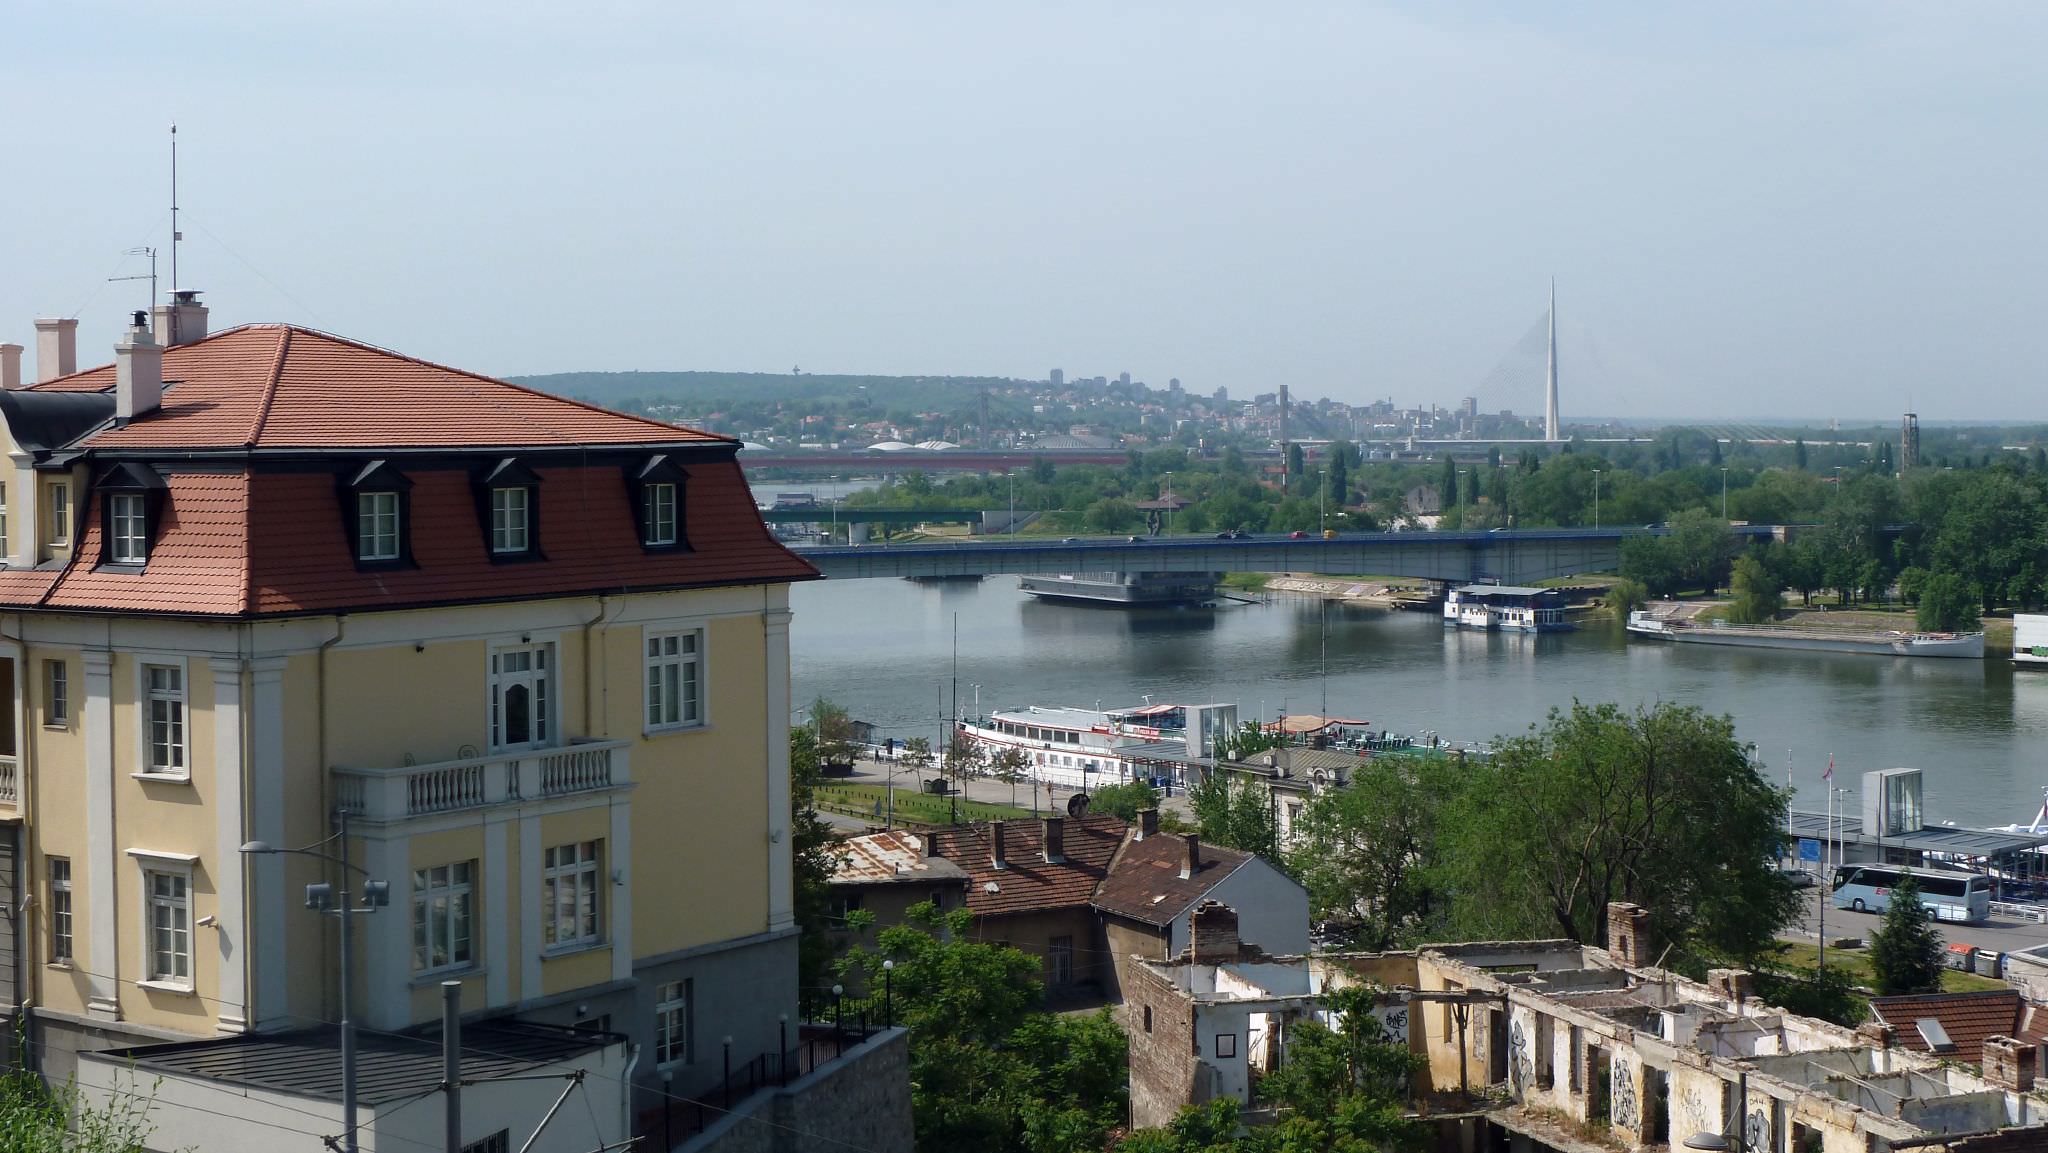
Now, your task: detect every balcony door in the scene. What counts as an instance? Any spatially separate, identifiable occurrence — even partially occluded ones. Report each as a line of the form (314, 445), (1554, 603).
(489, 643), (554, 752)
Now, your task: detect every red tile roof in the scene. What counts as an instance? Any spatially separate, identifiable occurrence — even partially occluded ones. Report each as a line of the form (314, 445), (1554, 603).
(35, 325), (727, 450)
(930, 816), (1127, 919)
(1868, 990), (2048, 1065)
(1091, 833), (1256, 927)
(2, 323), (817, 617)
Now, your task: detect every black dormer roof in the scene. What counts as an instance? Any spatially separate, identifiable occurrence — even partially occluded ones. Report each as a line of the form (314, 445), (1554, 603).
(0, 390), (117, 454)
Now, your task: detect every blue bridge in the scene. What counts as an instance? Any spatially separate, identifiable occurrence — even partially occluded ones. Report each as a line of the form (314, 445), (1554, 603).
(793, 526), (1786, 584)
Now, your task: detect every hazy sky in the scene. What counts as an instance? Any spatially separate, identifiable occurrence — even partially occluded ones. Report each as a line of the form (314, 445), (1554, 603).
(5, 2), (2045, 420)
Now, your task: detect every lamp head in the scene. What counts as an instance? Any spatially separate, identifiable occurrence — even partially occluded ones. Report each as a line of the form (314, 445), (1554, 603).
(1684, 1133), (1730, 1152)
(240, 840), (274, 855)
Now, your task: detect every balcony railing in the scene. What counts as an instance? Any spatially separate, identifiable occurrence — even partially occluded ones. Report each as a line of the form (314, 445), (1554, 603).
(333, 738), (632, 822)
(0, 755), (16, 808)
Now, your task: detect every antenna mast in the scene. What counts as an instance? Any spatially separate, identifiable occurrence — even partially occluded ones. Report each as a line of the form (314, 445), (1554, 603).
(169, 122), (180, 301)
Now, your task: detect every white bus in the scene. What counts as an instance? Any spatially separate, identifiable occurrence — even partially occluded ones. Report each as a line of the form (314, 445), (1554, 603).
(1831, 864), (1992, 924)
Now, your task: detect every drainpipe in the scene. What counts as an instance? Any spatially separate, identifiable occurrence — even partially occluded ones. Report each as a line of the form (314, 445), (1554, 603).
(619, 1041), (640, 1144)
(581, 595), (619, 738)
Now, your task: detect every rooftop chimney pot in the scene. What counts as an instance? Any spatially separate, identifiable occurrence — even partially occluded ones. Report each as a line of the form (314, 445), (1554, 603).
(0, 344), (21, 391)
(1181, 833), (1200, 880)
(115, 316), (163, 422)
(1042, 817), (1066, 864)
(33, 317), (77, 382)
(990, 822), (1007, 871)
(1138, 809), (1159, 840)
(151, 290), (208, 348)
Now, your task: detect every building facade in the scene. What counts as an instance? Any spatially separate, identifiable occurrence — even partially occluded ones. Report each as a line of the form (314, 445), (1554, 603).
(0, 308), (818, 1137)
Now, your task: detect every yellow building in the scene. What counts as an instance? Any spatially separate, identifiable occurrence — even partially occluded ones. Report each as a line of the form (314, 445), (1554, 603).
(0, 301), (818, 1123)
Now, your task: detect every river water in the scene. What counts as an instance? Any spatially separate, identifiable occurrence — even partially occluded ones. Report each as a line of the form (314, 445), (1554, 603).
(787, 577), (2048, 828)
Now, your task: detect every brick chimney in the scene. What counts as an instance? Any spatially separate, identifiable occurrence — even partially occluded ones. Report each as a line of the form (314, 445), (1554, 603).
(34, 317), (77, 382)
(1180, 834), (1200, 880)
(1607, 901), (1651, 964)
(1707, 968), (1755, 1005)
(1190, 901), (1241, 964)
(151, 289), (209, 348)
(114, 312), (163, 422)
(1042, 817), (1065, 863)
(0, 343), (21, 391)
(1857, 1021), (1896, 1050)
(1138, 809), (1159, 839)
(1984, 1035), (2037, 1093)
(990, 822), (1007, 871)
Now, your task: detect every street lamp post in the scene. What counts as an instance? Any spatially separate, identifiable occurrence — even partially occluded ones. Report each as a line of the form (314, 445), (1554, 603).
(1164, 471), (1173, 536)
(1591, 469), (1602, 529)
(1721, 467), (1730, 519)
(241, 809), (389, 1153)
(1319, 469), (1327, 534)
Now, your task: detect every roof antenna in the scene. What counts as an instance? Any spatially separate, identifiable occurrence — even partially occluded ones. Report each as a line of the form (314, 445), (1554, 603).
(169, 121), (181, 304)
(108, 247), (159, 312)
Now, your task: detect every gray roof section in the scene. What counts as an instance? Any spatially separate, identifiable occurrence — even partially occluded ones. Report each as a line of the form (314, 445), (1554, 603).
(81, 1019), (617, 1104)
(1787, 810), (2048, 858)
(0, 390), (115, 453)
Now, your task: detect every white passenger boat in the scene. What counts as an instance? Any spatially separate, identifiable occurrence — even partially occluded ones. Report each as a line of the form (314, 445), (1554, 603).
(954, 701), (1239, 790)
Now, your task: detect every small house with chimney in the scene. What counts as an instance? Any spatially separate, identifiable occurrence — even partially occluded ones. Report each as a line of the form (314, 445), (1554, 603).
(925, 815), (1127, 991)
(1092, 810), (1311, 1000)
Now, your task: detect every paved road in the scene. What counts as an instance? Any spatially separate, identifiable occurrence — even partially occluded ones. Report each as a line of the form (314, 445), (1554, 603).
(1785, 884), (2048, 957)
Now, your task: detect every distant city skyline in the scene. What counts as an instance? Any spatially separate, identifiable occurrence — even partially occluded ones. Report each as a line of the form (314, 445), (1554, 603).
(5, 2), (2046, 420)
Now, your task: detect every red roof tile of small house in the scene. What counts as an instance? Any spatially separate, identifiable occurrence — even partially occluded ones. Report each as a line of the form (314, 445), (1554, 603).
(929, 816), (1127, 919)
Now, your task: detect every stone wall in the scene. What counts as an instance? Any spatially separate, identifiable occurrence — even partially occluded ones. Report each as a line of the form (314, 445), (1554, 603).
(680, 1027), (914, 1153)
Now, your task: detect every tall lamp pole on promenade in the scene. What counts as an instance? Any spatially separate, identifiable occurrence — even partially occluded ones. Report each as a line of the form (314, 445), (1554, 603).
(242, 808), (390, 1153)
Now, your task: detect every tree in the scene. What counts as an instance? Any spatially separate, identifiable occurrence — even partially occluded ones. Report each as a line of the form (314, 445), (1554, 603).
(1438, 701), (1797, 962)
(1440, 456), (1459, 508)
(1667, 507), (1736, 594)
(1868, 877), (1947, 995)
(1727, 555), (1783, 624)
(1286, 443), (1306, 483)
(1603, 578), (1650, 616)
(1085, 497), (1142, 533)
(1288, 757), (1458, 948)
(1085, 780), (1160, 821)
(1916, 571), (1982, 633)
(1187, 771), (1278, 859)
(0, 1052), (170, 1152)
(838, 903), (1129, 1153)
(900, 736), (936, 789)
(792, 712), (852, 987)
(1795, 437), (1808, 469)
(989, 746), (1032, 807)
(1620, 535), (1683, 597)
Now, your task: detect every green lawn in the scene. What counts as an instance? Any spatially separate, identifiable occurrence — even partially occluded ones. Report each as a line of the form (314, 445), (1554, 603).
(1771, 941), (2008, 994)
(814, 782), (1037, 826)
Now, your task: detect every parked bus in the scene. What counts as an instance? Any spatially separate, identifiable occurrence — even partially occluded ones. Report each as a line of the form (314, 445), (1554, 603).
(1831, 864), (1992, 924)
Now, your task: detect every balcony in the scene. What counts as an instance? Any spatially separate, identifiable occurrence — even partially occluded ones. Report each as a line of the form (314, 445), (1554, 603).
(333, 738), (631, 823)
(0, 754), (15, 809)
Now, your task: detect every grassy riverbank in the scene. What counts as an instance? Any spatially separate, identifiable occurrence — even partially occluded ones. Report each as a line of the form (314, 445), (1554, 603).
(815, 782), (1036, 826)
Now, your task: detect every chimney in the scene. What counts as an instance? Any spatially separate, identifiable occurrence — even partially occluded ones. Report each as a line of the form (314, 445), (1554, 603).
(34, 317), (77, 382)
(1984, 1035), (2037, 1093)
(1042, 817), (1066, 863)
(1137, 809), (1159, 840)
(115, 311), (163, 422)
(990, 822), (1007, 871)
(0, 343), (21, 390)
(151, 290), (209, 348)
(1189, 901), (1242, 964)
(1180, 834), (1201, 880)
(1857, 1020), (1896, 1050)
(1607, 902), (1651, 965)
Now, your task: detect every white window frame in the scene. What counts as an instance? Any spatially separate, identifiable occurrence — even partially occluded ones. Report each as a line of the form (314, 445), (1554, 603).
(642, 482), (677, 546)
(643, 628), (705, 733)
(46, 480), (69, 547)
(109, 492), (148, 563)
(127, 851), (197, 992)
(44, 658), (68, 729)
(48, 856), (72, 965)
(412, 860), (476, 974)
(490, 487), (530, 554)
(542, 840), (602, 951)
(487, 640), (556, 752)
(656, 978), (692, 1068)
(135, 657), (189, 781)
(357, 490), (400, 561)
(0, 479), (10, 556)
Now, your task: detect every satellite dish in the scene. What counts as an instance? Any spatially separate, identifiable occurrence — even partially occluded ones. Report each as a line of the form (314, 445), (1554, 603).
(1312, 769), (1329, 786)
(1067, 793), (1091, 818)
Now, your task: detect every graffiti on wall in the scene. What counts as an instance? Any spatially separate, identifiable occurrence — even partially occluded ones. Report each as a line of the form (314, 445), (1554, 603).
(1747, 1108), (1771, 1153)
(1375, 1006), (1409, 1044)
(1508, 1019), (1533, 1093)
(1611, 1057), (1640, 1132)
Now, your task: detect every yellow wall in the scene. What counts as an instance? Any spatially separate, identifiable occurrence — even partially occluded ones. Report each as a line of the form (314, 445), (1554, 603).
(404, 825), (491, 1023)
(30, 646), (89, 1018)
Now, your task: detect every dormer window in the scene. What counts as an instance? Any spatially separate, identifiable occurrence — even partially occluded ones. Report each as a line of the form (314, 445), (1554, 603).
(95, 462), (168, 568)
(492, 488), (529, 553)
(643, 484), (677, 546)
(47, 481), (70, 547)
(341, 460), (412, 568)
(473, 457), (543, 562)
(110, 495), (148, 563)
(627, 455), (689, 553)
(359, 493), (400, 560)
